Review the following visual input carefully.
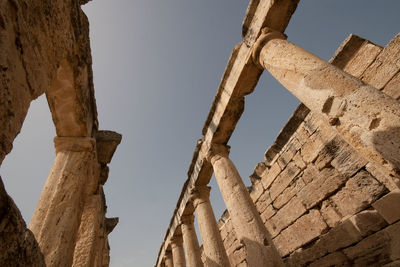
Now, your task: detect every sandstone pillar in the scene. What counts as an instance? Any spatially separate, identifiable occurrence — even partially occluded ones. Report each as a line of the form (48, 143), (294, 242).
(191, 186), (230, 267)
(171, 235), (186, 267)
(208, 144), (284, 267)
(252, 28), (400, 178)
(164, 251), (174, 267)
(29, 137), (97, 267)
(181, 214), (203, 267)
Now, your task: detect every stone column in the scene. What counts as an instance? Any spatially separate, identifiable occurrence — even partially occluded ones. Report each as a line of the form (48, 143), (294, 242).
(191, 186), (230, 267)
(207, 143), (284, 267)
(29, 137), (97, 267)
(252, 28), (400, 178)
(181, 214), (203, 267)
(171, 235), (186, 267)
(164, 251), (174, 267)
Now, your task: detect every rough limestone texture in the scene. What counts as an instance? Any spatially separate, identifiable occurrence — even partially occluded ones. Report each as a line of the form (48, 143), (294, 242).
(0, 177), (45, 266)
(29, 133), (121, 267)
(213, 33), (400, 267)
(0, 0), (119, 265)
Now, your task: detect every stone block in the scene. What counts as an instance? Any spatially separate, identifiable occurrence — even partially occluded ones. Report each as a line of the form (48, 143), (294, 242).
(267, 197), (307, 237)
(277, 138), (301, 169)
(382, 71), (400, 100)
(261, 162), (281, 189)
(366, 163), (400, 191)
(330, 34), (369, 69)
(372, 190), (400, 224)
(249, 180), (264, 202)
(96, 131), (122, 164)
(293, 151), (306, 170)
(298, 167), (347, 209)
(260, 204), (277, 223)
(300, 133), (326, 164)
(383, 260), (400, 267)
(296, 123), (311, 146)
(233, 246), (247, 265)
(303, 114), (320, 135)
(348, 210), (388, 237)
(220, 224), (228, 241)
(314, 137), (342, 170)
(226, 239), (241, 260)
(223, 230), (237, 250)
(343, 226), (393, 266)
(320, 200), (342, 228)
(301, 164), (319, 184)
(286, 241), (327, 266)
(330, 139), (367, 177)
(276, 210), (328, 256)
(225, 219), (234, 235)
(343, 41), (383, 78)
(331, 171), (387, 217)
(309, 251), (351, 267)
(361, 33), (400, 89)
(288, 199), (388, 266)
(251, 162), (267, 179)
(320, 218), (363, 253)
(269, 162), (301, 201)
(273, 177), (305, 209)
(255, 191), (272, 214)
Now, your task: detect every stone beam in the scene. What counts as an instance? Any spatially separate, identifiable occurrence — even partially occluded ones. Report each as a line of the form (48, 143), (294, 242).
(242, 0), (299, 46)
(46, 59), (97, 137)
(155, 1), (299, 266)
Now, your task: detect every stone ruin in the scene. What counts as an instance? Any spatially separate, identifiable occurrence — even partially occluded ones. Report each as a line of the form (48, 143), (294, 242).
(0, 0), (121, 266)
(155, 1), (400, 267)
(0, 0), (399, 267)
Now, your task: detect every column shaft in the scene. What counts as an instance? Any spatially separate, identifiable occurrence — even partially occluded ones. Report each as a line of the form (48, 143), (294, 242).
(72, 193), (103, 267)
(171, 235), (186, 267)
(192, 186), (230, 267)
(29, 137), (97, 267)
(209, 144), (284, 266)
(181, 215), (203, 267)
(253, 28), (400, 178)
(164, 252), (174, 267)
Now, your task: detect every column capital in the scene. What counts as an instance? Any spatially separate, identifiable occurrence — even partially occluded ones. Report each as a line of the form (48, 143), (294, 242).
(205, 143), (230, 164)
(164, 249), (172, 258)
(251, 27), (287, 69)
(54, 136), (96, 154)
(180, 214), (194, 225)
(170, 234), (183, 248)
(190, 185), (211, 209)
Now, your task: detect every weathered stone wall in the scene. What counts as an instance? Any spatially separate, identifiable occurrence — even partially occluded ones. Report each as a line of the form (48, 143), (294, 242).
(212, 33), (400, 267)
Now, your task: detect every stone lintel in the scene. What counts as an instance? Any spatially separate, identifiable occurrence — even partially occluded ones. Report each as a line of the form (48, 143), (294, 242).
(242, 0), (299, 46)
(47, 60), (97, 138)
(54, 136), (96, 154)
(96, 130), (122, 164)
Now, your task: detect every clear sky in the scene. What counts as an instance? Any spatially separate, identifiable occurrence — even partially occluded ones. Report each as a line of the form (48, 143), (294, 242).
(1, 1), (399, 266)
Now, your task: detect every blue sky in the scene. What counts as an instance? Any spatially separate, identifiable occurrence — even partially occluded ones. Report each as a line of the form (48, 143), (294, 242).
(1, 1), (399, 266)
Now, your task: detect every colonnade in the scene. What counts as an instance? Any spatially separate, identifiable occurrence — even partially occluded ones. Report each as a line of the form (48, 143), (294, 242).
(161, 143), (283, 267)
(158, 27), (400, 267)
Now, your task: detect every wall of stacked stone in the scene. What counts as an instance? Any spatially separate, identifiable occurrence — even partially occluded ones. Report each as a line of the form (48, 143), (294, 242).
(211, 33), (400, 267)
